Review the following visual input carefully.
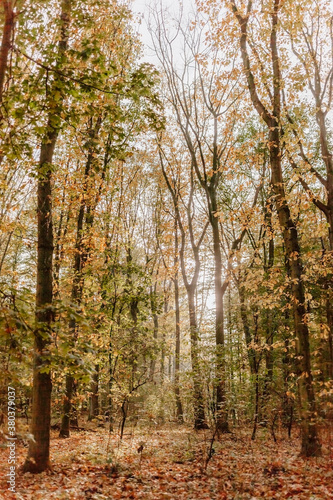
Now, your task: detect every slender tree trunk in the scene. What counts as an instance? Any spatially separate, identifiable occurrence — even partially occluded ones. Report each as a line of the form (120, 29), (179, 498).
(210, 195), (229, 432)
(22, 0), (71, 472)
(89, 364), (99, 420)
(188, 286), (208, 429)
(322, 217), (333, 379)
(262, 208), (274, 421)
(238, 284), (256, 375)
(108, 355), (113, 432)
(251, 371), (260, 441)
(130, 296), (139, 391)
(325, 293), (333, 380)
(174, 221), (184, 422)
(53, 175), (70, 297)
(149, 283), (159, 381)
(262, 320), (273, 421)
(60, 372), (74, 436)
(161, 282), (169, 385)
(315, 108), (333, 250)
(107, 297), (118, 433)
(282, 336), (294, 435)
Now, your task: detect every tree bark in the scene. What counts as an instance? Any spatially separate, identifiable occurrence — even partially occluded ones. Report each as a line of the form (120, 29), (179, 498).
(89, 364), (99, 420)
(0, 0), (14, 103)
(262, 201), (275, 419)
(188, 285), (207, 429)
(173, 220), (184, 423)
(22, 0), (71, 473)
(209, 186), (229, 432)
(149, 282), (159, 381)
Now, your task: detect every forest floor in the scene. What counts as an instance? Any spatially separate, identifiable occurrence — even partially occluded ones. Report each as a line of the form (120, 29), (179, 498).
(0, 422), (332, 499)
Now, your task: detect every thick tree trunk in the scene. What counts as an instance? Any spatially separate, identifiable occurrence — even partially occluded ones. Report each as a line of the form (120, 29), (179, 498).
(0, 0), (14, 107)
(231, 0), (321, 456)
(22, 135), (56, 471)
(270, 132), (321, 456)
(22, 0), (71, 472)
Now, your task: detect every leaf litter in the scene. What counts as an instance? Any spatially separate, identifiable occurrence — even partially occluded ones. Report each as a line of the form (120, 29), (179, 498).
(0, 424), (332, 499)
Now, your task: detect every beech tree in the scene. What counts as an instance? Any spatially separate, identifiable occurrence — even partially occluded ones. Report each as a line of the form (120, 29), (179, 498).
(22, 0), (72, 473)
(282, 0), (333, 379)
(224, 0), (321, 456)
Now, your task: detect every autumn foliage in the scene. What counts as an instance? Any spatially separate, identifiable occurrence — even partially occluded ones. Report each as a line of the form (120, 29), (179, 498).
(0, 0), (332, 497)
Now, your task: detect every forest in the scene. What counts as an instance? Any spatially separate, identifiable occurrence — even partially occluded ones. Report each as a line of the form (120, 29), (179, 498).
(0, 0), (332, 498)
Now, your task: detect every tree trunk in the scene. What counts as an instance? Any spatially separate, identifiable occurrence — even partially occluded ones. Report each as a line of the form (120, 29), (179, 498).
(251, 371), (260, 441)
(210, 197), (229, 432)
(59, 373), (74, 438)
(188, 287), (208, 429)
(0, 0), (14, 108)
(0, 0), (15, 168)
(282, 336), (294, 435)
(89, 364), (99, 420)
(262, 216), (275, 422)
(174, 222), (184, 422)
(238, 284), (256, 375)
(174, 262), (184, 423)
(149, 283), (159, 381)
(262, 319), (273, 423)
(231, 0), (321, 456)
(270, 133), (321, 456)
(22, 0), (71, 473)
(325, 290), (333, 380)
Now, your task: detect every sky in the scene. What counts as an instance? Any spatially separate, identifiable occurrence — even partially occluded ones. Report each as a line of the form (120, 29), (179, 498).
(131, 0), (195, 63)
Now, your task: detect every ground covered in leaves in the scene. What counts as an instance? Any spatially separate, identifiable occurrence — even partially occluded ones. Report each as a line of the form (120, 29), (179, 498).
(0, 423), (332, 499)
